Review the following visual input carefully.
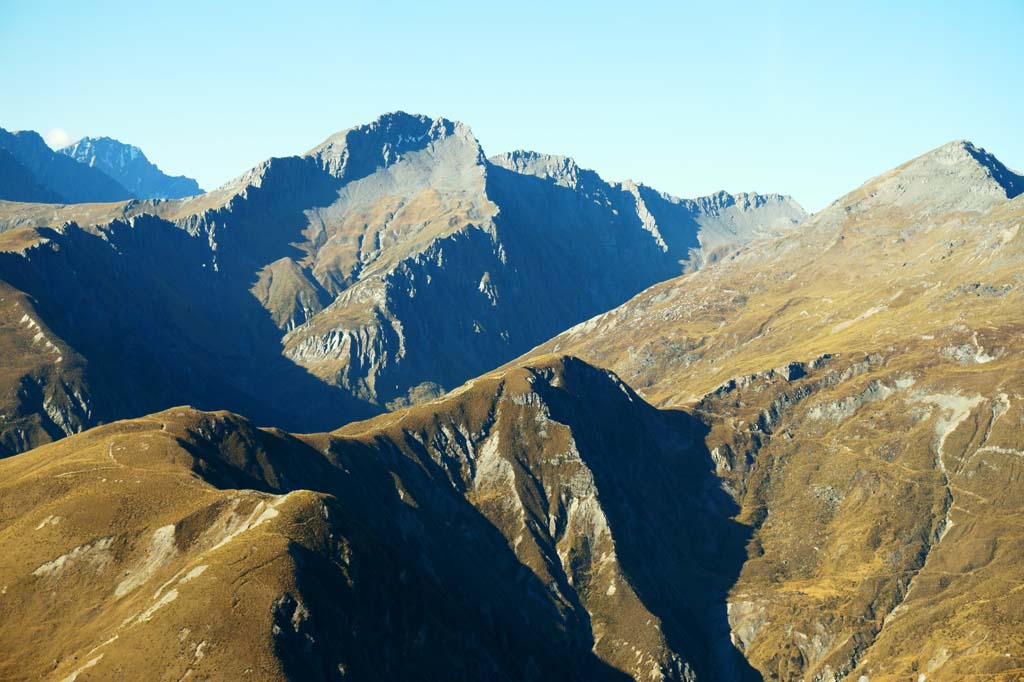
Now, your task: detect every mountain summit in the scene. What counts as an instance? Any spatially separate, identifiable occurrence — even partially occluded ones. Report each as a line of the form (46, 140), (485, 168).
(306, 111), (481, 181)
(829, 139), (1024, 215)
(59, 136), (203, 199)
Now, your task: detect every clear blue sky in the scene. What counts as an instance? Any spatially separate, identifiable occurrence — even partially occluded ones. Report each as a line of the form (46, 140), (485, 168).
(2, 0), (1022, 211)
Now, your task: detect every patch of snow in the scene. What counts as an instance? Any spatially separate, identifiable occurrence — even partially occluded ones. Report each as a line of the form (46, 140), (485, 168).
(209, 495), (286, 552)
(976, 446), (1024, 457)
(917, 393), (985, 463)
(180, 564), (208, 583)
(831, 306), (885, 334)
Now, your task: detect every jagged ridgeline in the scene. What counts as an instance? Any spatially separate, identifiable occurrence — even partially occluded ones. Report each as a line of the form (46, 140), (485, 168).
(0, 128), (203, 203)
(0, 112), (804, 455)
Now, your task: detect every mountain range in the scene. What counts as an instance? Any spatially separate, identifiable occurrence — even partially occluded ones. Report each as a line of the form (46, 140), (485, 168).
(0, 127), (202, 203)
(59, 136), (203, 199)
(0, 112), (803, 455)
(0, 113), (1020, 682)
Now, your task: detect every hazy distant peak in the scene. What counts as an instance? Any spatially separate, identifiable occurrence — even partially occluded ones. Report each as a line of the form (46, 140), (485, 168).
(59, 135), (202, 199)
(490, 149), (580, 174)
(687, 190), (805, 215)
(0, 126), (134, 203)
(488, 150), (605, 191)
(62, 136), (145, 168)
(7, 129), (48, 146)
(1, 129), (65, 161)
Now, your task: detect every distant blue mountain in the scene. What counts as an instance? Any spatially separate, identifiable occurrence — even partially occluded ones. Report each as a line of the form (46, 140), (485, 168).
(60, 136), (203, 199)
(0, 127), (133, 203)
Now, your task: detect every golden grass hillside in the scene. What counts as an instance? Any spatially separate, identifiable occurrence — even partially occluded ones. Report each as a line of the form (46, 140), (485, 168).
(521, 141), (1024, 681)
(0, 356), (759, 681)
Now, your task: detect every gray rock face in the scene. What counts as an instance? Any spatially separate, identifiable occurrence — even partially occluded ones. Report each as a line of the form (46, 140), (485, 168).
(271, 119), (805, 406)
(0, 112), (806, 453)
(828, 139), (1024, 216)
(59, 136), (203, 199)
(0, 128), (133, 203)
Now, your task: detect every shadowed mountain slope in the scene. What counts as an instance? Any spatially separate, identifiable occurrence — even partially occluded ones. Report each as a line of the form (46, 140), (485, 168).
(0, 127), (133, 203)
(0, 112), (804, 456)
(0, 149), (63, 203)
(0, 356), (755, 682)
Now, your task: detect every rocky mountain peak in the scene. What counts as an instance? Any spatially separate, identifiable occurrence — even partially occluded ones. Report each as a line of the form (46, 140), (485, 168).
(687, 189), (804, 216)
(954, 139), (1024, 199)
(62, 136), (144, 167)
(488, 150), (593, 189)
(483, 150), (610, 195)
(0, 126), (134, 203)
(472, 354), (638, 405)
(59, 135), (202, 199)
(0, 129), (66, 166)
(834, 139), (1024, 215)
(7, 128), (48, 147)
(307, 111), (483, 181)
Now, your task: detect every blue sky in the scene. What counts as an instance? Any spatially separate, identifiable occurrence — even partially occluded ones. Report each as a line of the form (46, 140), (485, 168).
(2, 0), (1022, 211)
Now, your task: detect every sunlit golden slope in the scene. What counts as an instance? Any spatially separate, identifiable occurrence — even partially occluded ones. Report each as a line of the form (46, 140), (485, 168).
(0, 356), (759, 682)
(521, 141), (1024, 681)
